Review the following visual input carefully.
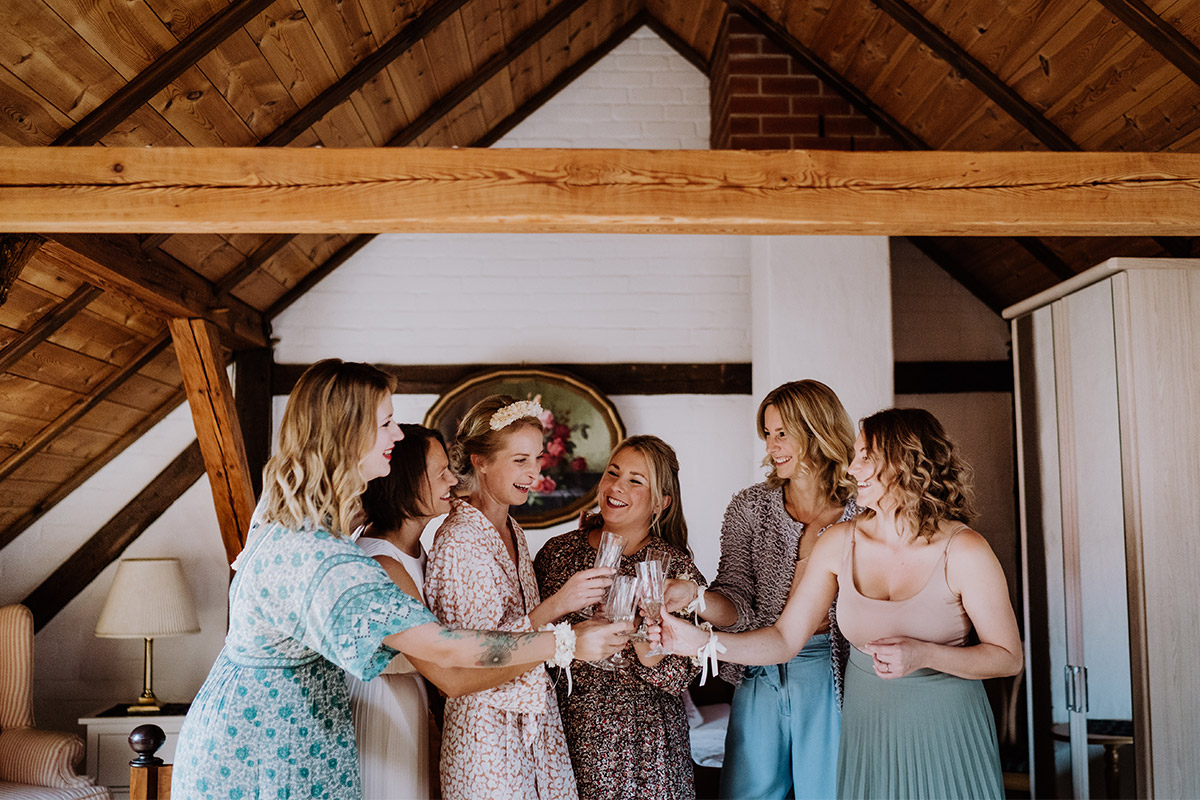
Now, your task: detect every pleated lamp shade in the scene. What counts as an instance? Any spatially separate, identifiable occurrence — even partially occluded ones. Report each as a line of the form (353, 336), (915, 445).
(95, 558), (200, 638)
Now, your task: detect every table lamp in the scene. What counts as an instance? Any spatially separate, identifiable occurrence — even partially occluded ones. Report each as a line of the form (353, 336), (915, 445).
(95, 558), (200, 713)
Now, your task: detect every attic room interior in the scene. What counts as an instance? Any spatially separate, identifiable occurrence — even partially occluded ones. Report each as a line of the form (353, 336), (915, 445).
(0, 1), (1198, 799)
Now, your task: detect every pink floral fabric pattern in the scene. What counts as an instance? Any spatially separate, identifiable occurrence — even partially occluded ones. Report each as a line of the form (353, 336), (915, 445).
(425, 499), (577, 800)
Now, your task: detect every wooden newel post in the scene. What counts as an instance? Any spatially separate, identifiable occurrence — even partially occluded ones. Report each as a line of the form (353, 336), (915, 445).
(129, 723), (172, 799)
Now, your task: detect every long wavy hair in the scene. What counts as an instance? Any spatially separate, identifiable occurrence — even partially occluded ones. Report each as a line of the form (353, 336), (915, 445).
(859, 408), (975, 541)
(362, 425), (447, 530)
(757, 380), (856, 507)
(448, 395), (543, 495)
(259, 359), (395, 537)
(580, 435), (689, 551)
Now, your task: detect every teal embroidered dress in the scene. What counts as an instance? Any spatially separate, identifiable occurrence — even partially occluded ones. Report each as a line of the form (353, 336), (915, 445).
(173, 519), (436, 800)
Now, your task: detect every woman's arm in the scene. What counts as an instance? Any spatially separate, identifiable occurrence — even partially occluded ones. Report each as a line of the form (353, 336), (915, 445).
(861, 529), (1023, 680)
(662, 492), (756, 627)
(372, 556), (532, 697)
(661, 527), (842, 664)
(385, 616), (629, 670)
(528, 566), (614, 629)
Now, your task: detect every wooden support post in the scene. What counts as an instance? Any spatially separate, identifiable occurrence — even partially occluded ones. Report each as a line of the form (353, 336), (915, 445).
(128, 723), (172, 800)
(234, 347), (273, 499)
(168, 318), (254, 563)
(0, 234), (44, 305)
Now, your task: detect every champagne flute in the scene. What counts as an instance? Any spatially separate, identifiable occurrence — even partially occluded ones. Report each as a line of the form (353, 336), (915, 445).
(603, 575), (639, 669)
(635, 557), (671, 656)
(579, 530), (626, 618)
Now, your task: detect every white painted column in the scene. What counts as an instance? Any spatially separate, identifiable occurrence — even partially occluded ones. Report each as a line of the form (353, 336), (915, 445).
(751, 236), (893, 428)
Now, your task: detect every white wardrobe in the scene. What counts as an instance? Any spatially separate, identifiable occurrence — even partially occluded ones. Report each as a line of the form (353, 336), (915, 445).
(1006, 258), (1200, 799)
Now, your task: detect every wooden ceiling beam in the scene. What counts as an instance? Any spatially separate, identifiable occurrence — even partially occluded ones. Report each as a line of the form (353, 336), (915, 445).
(1097, 0), (1200, 89)
(0, 235), (45, 306)
(643, 12), (710, 75)
(387, 0), (594, 148)
(21, 440), (205, 632)
(169, 317), (253, 563)
(257, 0), (473, 148)
(6, 147), (1200, 236)
(0, 283), (103, 372)
(38, 235), (268, 347)
(0, 334), (170, 487)
(52, 0), (275, 148)
(868, 0), (1079, 152)
(0, 388), (187, 549)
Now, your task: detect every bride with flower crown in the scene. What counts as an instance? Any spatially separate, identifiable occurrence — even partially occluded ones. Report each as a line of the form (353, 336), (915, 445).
(425, 395), (619, 799)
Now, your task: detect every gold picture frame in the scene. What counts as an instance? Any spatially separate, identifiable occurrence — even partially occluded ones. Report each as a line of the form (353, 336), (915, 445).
(424, 368), (626, 529)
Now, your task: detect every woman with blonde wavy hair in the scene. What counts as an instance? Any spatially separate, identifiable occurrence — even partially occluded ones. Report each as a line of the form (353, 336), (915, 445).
(657, 407), (1023, 799)
(663, 379), (858, 800)
(173, 361), (629, 800)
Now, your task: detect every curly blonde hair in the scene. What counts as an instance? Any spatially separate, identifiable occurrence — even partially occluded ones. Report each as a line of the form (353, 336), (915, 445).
(448, 395), (543, 495)
(260, 359), (396, 537)
(859, 408), (975, 540)
(580, 435), (689, 551)
(757, 380), (856, 507)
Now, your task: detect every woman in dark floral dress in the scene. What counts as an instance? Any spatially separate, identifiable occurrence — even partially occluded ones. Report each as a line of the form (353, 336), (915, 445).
(535, 435), (705, 800)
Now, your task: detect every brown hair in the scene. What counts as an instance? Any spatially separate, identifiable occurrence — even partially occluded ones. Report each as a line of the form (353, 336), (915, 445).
(260, 359), (395, 537)
(859, 407), (975, 540)
(448, 395), (543, 494)
(581, 435), (689, 551)
(756, 380), (856, 506)
(362, 424), (447, 529)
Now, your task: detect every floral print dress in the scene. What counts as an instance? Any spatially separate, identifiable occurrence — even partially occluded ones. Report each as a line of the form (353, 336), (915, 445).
(424, 499), (577, 800)
(534, 530), (705, 800)
(173, 518), (437, 800)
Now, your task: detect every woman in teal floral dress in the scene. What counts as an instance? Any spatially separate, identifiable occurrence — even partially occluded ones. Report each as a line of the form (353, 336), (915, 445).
(172, 360), (629, 800)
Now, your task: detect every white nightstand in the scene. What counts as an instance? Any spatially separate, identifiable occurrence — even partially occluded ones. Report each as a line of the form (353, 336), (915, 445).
(78, 703), (189, 800)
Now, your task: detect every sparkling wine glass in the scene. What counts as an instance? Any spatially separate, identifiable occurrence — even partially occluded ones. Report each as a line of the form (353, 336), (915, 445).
(579, 530), (626, 618)
(603, 575), (640, 669)
(635, 557), (671, 656)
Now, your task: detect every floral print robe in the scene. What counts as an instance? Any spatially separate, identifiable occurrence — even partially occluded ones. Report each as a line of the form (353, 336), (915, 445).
(425, 499), (577, 800)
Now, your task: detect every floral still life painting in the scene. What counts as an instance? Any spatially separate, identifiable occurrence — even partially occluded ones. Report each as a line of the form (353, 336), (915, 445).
(424, 369), (626, 528)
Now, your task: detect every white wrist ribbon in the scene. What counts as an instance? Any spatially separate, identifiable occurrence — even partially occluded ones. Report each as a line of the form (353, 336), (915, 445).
(540, 622), (575, 695)
(689, 622), (726, 686)
(684, 585), (706, 618)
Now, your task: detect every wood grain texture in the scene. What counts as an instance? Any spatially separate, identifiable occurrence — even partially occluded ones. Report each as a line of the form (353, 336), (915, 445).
(4, 147), (1200, 235)
(168, 317), (253, 563)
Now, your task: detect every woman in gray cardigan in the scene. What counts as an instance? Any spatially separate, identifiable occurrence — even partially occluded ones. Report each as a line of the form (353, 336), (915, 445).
(665, 380), (857, 800)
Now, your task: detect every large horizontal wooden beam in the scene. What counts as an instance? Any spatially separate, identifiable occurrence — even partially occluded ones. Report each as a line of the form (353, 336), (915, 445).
(3, 148), (1200, 236)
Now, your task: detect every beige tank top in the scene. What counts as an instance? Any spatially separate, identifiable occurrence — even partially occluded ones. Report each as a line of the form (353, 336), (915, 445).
(835, 521), (971, 650)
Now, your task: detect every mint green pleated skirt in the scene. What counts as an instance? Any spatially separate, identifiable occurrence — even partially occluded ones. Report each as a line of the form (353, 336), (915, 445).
(836, 646), (1004, 800)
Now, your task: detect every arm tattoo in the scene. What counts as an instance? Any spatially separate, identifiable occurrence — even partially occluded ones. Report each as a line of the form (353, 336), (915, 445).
(436, 627), (542, 666)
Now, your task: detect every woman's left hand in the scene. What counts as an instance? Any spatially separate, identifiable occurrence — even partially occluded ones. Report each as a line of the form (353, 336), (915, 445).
(862, 636), (928, 679)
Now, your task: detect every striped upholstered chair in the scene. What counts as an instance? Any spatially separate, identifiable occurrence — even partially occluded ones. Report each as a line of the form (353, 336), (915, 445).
(0, 605), (110, 800)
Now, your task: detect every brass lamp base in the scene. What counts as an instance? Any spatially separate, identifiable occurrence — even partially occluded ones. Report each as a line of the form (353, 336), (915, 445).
(126, 637), (165, 713)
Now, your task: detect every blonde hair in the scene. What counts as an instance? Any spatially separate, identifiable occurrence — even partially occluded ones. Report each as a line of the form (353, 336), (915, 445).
(449, 395), (543, 494)
(756, 380), (856, 506)
(859, 408), (975, 541)
(260, 359), (395, 537)
(581, 435), (689, 551)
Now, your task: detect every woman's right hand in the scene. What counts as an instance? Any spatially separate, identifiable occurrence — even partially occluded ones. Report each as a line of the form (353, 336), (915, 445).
(658, 611), (710, 657)
(571, 619), (632, 661)
(553, 567), (615, 615)
(663, 578), (698, 613)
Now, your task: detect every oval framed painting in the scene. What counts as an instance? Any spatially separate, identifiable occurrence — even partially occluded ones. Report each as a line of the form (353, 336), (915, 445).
(424, 368), (626, 528)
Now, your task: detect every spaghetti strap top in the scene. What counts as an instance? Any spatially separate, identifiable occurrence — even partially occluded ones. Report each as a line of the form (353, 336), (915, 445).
(835, 521), (971, 650)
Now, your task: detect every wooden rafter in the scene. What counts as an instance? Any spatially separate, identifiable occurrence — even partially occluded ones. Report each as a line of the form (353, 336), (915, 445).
(908, 237), (1005, 313)
(1014, 238), (1076, 282)
(0, 235), (45, 306)
(1097, 0), (1200, 89)
(643, 12), (710, 75)
(0, 388), (187, 549)
(38, 235), (267, 348)
(169, 318), (254, 563)
(21, 440), (205, 632)
(234, 347), (272, 499)
(5, 147), (1199, 236)
(266, 235), (374, 319)
(257, 0), (473, 148)
(0, 334), (170, 486)
(0, 284), (103, 372)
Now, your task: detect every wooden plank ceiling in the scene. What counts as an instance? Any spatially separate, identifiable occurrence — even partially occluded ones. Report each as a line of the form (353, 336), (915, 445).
(1, 0), (1198, 549)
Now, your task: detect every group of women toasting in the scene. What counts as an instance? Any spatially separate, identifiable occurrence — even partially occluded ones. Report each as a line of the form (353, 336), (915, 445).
(172, 358), (1022, 800)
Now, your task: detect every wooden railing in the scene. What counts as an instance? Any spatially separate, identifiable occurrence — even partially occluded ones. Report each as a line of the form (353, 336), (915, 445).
(128, 724), (171, 800)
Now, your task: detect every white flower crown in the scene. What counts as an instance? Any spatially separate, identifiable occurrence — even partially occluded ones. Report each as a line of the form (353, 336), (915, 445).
(489, 398), (544, 431)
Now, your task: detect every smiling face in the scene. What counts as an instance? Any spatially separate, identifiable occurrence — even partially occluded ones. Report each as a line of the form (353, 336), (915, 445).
(360, 395), (402, 482)
(418, 440), (458, 517)
(848, 430), (890, 511)
(597, 446), (666, 535)
(762, 404), (804, 481)
(476, 424), (544, 508)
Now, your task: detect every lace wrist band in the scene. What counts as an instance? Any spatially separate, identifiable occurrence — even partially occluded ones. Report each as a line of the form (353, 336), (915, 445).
(541, 622), (576, 694)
